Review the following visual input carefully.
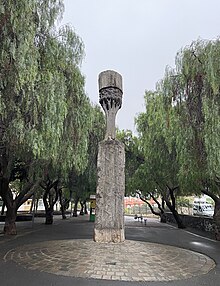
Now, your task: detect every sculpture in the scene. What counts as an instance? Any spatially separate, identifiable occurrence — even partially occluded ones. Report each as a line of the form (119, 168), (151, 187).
(94, 70), (125, 243)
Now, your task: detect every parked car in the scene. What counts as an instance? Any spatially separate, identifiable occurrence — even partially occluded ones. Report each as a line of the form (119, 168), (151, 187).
(193, 203), (214, 217)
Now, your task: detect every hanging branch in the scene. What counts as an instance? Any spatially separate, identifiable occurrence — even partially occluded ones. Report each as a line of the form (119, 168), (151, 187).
(150, 193), (165, 214)
(201, 188), (219, 203)
(136, 190), (161, 217)
(166, 185), (179, 209)
(192, 50), (203, 65)
(17, 181), (40, 208)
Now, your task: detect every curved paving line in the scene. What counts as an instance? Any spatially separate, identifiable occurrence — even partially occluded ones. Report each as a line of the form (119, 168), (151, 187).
(3, 239), (216, 282)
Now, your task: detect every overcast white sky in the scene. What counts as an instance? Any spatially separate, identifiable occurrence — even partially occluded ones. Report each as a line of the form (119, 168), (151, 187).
(62, 0), (220, 132)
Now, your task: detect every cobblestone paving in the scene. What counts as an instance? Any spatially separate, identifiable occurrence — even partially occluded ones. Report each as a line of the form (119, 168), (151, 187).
(3, 239), (215, 282)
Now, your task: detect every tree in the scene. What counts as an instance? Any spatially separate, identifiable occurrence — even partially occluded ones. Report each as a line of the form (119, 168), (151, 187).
(136, 190), (166, 222)
(68, 105), (105, 217)
(116, 129), (166, 223)
(159, 39), (220, 239)
(116, 129), (143, 196)
(0, 0), (91, 234)
(41, 177), (58, 224)
(135, 91), (185, 228)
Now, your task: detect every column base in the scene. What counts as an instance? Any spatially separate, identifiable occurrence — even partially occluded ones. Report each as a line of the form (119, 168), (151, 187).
(94, 228), (125, 243)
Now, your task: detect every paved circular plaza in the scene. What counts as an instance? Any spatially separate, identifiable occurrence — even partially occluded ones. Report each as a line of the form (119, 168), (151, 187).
(4, 239), (215, 282)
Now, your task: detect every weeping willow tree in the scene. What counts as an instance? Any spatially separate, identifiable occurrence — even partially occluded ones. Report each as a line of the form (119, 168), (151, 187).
(135, 91), (185, 228)
(67, 105), (105, 217)
(116, 129), (143, 196)
(159, 38), (220, 239)
(0, 0), (92, 234)
(40, 92), (93, 225)
(83, 105), (105, 194)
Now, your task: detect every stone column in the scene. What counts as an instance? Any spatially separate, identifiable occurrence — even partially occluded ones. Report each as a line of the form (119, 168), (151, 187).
(94, 70), (125, 243)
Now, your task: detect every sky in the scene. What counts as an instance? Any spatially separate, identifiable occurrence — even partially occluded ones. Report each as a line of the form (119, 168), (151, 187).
(62, 0), (220, 133)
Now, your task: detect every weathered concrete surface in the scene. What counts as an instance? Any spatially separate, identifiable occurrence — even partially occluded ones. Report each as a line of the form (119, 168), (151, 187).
(94, 70), (125, 243)
(98, 70), (123, 140)
(94, 139), (125, 243)
(98, 70), (123, 92)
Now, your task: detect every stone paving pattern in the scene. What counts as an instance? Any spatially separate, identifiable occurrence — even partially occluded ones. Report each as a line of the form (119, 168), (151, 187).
(4, 239), (215, 282)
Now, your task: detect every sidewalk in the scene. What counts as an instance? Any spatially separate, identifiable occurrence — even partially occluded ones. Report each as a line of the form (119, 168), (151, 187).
(0, 215), (220, 286)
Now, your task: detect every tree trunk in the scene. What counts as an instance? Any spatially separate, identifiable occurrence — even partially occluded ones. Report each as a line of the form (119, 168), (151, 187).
(164, 187), (185, 229)
(150, 193), (167, 223)
(79, 201), (84, 215)
(160, 213), (167, 223)
(60, 204), (66, 219)
(30, 197), (34, 213)
(0, 178), (18, 234)
(165, 197), (185, 228)
(213, 199), (220, 240)
(42, 180), (59, 225)
(201, 188), (220, 240)
(166, 200), (185, 228)
(1, 201), (5, 215)
(162, 197), (165, 210)
(139, 196), (160, 216)
(137, 191), (166, 223)
(73, 197), (79, 217)
(171, 208), (185, 229)
(45, 207), (54, 224)
(35, 198), (39, 213)
(43, 195), (55, 225)
(58, 189), (66, 219)
(4, 205), (17, 235)
(84, 200), (88, 215)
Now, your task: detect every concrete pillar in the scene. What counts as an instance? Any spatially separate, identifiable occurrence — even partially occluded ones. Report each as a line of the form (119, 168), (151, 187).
(98, 70), (123, 140)
(94, 70), (125, 243)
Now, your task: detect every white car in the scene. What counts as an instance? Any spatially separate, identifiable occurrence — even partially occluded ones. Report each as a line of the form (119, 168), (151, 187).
(193, 203), (214, 217)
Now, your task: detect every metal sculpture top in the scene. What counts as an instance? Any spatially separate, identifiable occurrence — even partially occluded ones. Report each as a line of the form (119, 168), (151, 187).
(98, 70), (123, 139)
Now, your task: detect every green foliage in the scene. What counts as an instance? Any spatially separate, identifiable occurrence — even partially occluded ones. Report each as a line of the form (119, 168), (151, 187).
(160, 38), (220, 193)
(135, 90), (180, 194)
(135, 38), (220, 201)
(68, 105), (105, 201)
(176, 197), (191, 208)
(81, 105), (105, 194)
(0, 0), (91, 181)
(116, 129), (143, 195)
